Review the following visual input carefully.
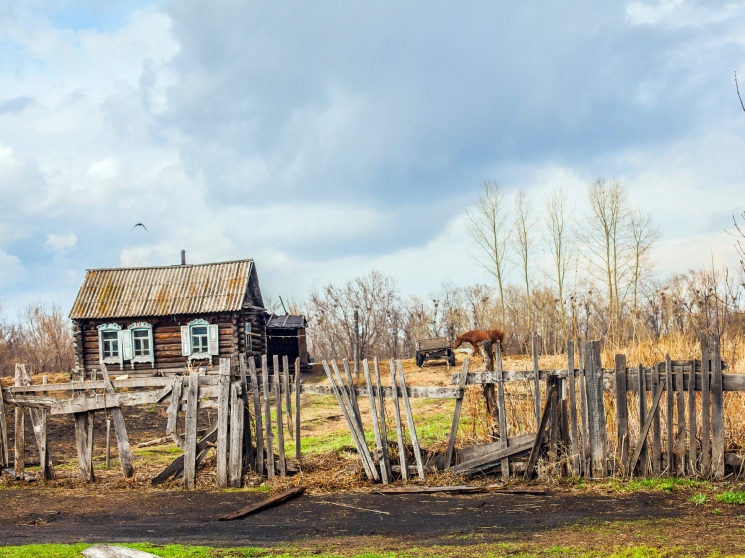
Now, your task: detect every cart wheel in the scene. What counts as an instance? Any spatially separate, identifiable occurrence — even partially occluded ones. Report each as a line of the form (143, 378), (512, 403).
(448, 351), (456, 367)
(416, 353), (424, 368)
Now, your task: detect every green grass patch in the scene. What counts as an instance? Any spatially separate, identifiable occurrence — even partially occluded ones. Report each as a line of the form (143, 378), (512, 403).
(715, 490), (745, 505)
(689, 492), (707, 506)
(610, 477), (711, 492)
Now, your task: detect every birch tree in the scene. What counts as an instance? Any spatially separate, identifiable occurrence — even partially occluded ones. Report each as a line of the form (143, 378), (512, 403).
(512, 190), (537, 337)
(466, 181), (511, 326)
(543, 186), (575, 341)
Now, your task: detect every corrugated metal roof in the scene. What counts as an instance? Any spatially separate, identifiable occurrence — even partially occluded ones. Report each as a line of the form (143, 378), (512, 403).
(70, 260), (255, 319)
(266, 314), (306, 329)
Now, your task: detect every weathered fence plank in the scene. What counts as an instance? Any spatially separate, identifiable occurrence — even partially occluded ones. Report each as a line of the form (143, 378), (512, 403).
(263, 356), (274, 480)
(638, 363), (648, 476)
(615, 354), (629, 473)
(216, 359), (230, 488)
(183, 372), (199, 489)
(389, 359), (408, 481)
(651, 361), (662, 476)
(397, 360), (425, 480)
(294, 358), (301, 461)
(239, 355), (254, 471)
(374, 358), (392, 480)
(687, 357), (697, 476)
(228, 383), (243, 488)
(700, 333), (711, 476)
(567, 341), (580, 477)
(445, 359), (469, 470)
(496, 345), (510, 479)
(585, 341), (606, 478)
(283, 356), (293, 440)
(665, 356), (674, 474)
(675, 354), (686, 476)
(532, 334), (541, 426)
(363, 359), (388, 484)
(248, 357), (264, 475)
(711, 334), (725, 480)
(274, 366), (286, 477)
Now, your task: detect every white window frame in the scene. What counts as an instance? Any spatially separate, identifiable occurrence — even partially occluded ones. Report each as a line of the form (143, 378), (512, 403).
(97, 323), (123, 369)
(128, 322), (154, 369)
(181, 319), (219, 362)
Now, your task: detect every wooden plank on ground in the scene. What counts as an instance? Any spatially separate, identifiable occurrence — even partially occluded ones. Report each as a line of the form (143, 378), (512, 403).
(249, 357), (264, 476)
(218, 487), (305, 521)
(615, 354), (629, 474)
(216, 358), (230, 488)
(397, 359), (425, 480)
(567, 341), (580, 477)
(184, 372), (199, 489)
(445, 359), (469, 469)
(711, 334), (725, 480)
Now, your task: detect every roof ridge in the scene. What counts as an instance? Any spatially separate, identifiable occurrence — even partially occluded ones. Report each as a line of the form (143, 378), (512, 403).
(85, 258), (254, 272)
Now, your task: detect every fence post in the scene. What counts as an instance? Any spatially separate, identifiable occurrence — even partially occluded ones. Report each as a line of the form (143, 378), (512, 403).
(532, 334), (541, 426)
(638, 363), (648, 476)
(711, 334), (724, 480)
(615, 354), (629, 475)
(567, 341), (580, 477)
(700, 333), (711, 476)
(585, 340), (606, 479)
(216, 358), (230, 488)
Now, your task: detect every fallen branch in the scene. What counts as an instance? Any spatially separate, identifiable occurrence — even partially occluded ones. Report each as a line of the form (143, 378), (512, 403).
(218, 486), (305, 521)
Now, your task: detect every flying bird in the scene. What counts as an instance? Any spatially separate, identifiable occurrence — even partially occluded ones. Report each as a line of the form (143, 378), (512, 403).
(131, 223), (149, 232)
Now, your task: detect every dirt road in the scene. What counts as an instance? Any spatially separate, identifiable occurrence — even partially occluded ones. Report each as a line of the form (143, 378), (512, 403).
(0, 487), (702, 547)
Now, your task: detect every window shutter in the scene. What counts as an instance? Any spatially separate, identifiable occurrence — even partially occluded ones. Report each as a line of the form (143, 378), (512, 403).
(181, 326), (192, 356)
(98, 330), (104, 364)
(208, 324), (219, 355)
(120, 330), (133, 361)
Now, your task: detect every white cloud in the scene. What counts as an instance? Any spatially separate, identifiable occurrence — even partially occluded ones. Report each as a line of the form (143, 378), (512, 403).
(44, 233), (77, 254)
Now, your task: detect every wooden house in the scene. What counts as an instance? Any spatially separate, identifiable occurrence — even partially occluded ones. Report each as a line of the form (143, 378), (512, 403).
(69, 259), (266, 376)
(266, 314), (309, 372)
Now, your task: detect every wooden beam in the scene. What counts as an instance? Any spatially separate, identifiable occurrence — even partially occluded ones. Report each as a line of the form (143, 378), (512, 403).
(216, 358), (230, 488)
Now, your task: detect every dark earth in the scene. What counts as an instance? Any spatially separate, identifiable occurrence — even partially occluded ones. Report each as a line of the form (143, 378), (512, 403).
(0, 487), (708, 546)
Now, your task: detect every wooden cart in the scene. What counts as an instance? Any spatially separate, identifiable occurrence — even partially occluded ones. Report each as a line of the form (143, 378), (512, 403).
(415, 337), (456, 368)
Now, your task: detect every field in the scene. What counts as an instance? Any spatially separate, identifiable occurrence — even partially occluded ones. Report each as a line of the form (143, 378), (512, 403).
(3, 342), (745, 556)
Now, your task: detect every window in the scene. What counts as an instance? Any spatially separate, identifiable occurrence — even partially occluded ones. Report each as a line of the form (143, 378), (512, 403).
(127, 322), (155, 369)
(133, 329), (150, 356)
(97, 323), (123, 369)
(102, 331), (119, 358)
(181, 319), (219, 361)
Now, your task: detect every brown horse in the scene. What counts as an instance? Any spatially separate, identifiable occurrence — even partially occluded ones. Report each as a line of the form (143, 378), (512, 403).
(453, 329), (504, 353)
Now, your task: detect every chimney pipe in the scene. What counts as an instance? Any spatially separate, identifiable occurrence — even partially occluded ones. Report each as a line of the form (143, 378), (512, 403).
(181, 250), (186, 266)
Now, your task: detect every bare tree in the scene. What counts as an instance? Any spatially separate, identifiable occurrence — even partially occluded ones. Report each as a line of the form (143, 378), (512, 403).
(628, 207), (660, 339)
(512, 190), (538, 340)
(543, 186), (575, 342)
(466, 181), (511, 326)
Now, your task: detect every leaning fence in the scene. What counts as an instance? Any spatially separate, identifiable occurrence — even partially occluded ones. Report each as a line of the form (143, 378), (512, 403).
(0, 332), (741, 488)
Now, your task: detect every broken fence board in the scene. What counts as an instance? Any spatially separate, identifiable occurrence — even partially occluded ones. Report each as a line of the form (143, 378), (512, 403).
(218, 486), (305, 521)
(453, 440), (535, 475)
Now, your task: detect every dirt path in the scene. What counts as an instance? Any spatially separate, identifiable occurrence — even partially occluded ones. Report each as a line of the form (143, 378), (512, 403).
(0, 487), (708, 547)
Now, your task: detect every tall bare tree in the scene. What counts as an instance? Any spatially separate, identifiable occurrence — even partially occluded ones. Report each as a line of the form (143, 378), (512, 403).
(629, 207), (659, 338)
(512, 190), (537, 338)
(466, 180), (511, 326)
(543, 186), (575, 341)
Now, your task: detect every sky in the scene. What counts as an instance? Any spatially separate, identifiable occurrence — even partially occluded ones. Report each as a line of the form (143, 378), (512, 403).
(1, 0), (745, 316)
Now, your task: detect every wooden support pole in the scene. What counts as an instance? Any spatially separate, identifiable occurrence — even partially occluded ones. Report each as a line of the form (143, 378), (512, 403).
(354, 308), (360, 379)
(0, 377), (8, 467)
(532, 333), (541, 426)
(445, 358), (469, 470)
(651, 362), (662, 476)
(343, 358), (361, 425)
(322, 361), (376, 481)
(105, 417), (111, 469)
(389, 359), (408, 481)
(283, 356), (293, 440)
(496, 345), (510, 479)
(665, 355), (674, 474)
(675, 354), (686, 476)
(363, 359), (388, 484)
(295, 358), (301, 461)
(101, 365), (134, 479)
(228, 383), (244, 488)
(184, 372), (199, 489)
(14, 364), (25, 480)
(524, 385), (557, 480)
(73, 412), (91, 481)
(615, 354), (629, 474)
(578, 341), (590, 476)
(567, 341), (580, 477)
(711, 334), (725, 480)
(275, 368), (286, 477)
(166, 377), (183, 449)
(216, 358), (230, 488)
(585, 340), (606, 479)
(700, 333), (711, 476)
(374, 358), (392, 480)
(687, 358), (697, 476)
(263, 355), (275, 480)
(239, 355), (254, 471)
(248, 357), (264, 476)
(549, 378), (559, 465)
(331, 360), (378, 481)
(23, 367), (52, 480)
(638, 363), (648, 476)
(397, 360), (425, 480)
